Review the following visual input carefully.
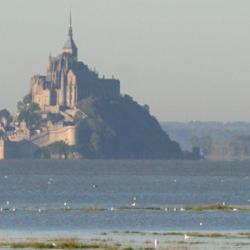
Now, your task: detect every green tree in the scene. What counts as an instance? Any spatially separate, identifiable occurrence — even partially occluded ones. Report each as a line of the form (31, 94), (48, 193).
(17, 94), (41, 129)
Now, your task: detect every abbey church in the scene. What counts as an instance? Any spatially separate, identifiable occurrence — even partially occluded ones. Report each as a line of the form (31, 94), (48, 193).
(31, 14), (120, 112)
(0, 15), (121, 160)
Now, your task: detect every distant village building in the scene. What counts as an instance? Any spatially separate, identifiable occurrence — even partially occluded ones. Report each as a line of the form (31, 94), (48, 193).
(31, 14), (120, 112)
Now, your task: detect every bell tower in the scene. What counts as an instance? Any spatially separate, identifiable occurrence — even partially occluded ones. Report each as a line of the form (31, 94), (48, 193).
(63, 11), (78, 61)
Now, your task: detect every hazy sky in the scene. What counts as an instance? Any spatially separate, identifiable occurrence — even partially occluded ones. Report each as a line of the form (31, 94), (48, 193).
(1, 0), (250, 121)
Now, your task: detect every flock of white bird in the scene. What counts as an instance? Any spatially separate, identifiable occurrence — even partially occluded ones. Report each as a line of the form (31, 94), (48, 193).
(1, 175), (245, 249)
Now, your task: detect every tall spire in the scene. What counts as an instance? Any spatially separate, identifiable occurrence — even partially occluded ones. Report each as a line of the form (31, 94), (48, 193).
(68, 10), (73, 37)
(70, 10), (72, 27)
(63, 10), (78, 60)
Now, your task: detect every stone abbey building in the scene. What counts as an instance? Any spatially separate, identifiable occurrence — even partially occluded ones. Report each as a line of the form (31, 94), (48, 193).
(0, 15), (121, 160)
(31, 15), (120, 111)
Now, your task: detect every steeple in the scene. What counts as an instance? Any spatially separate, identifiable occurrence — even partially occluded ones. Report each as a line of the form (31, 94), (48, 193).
(68, 10), (73, 38)
(63, 11), (78, 60)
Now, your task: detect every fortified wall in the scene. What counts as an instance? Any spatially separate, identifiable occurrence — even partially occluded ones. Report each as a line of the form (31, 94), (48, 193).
(0, 139), (39, 160)
(30, 123), (77, 147)
(0, 138), (4, 160)
(0, 125), (77, 160)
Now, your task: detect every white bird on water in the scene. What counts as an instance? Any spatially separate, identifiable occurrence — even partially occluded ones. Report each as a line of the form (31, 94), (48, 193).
(154, 239), (158, 249)
(184, 234), (190, 240)
(131, 202), (136, 207)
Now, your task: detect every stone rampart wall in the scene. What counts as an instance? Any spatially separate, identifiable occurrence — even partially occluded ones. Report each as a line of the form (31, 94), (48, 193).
(31, 125), (77, 147)
(0, 139), (4, 160)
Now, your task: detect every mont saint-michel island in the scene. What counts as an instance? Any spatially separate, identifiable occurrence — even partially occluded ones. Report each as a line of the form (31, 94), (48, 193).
(3, 2), (250, 250)
(0, 17), (199, 160)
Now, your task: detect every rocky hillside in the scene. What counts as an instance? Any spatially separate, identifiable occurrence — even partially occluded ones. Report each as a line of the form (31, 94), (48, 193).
(75, 95), (183, 159)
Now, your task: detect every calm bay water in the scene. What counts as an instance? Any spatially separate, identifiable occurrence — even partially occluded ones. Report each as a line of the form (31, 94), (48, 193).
(0, 160), (250, 234)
